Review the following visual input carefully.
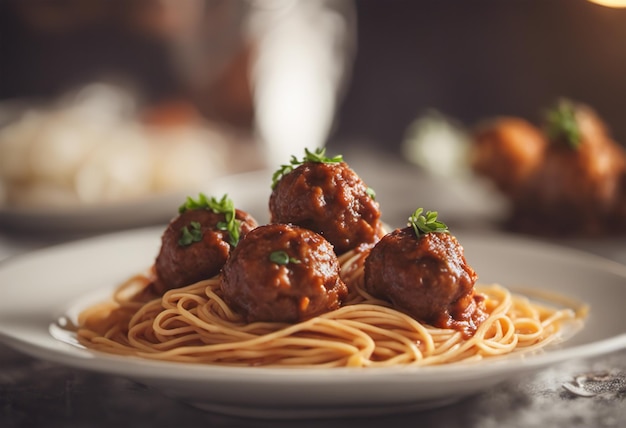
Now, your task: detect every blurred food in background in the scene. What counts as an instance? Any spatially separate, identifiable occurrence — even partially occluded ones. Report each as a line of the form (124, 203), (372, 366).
(0, 83), (259, 209)
(0, 0), (356, 213)
(471, 99), (626, 236)
(399, 111), (509, 230)
(402, 110), (471, 179)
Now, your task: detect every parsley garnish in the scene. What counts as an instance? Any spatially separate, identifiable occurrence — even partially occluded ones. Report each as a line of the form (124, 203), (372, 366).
(408, 208), (449, 238)
(269, 250), (301, 266)
(543, 99), (581, 150)
(178, 221), (203, 246)
(178, 193), (241, 246)
(271, 148), (343, 189)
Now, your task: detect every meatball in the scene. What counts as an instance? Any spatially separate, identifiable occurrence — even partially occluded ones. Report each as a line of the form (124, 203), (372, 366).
(538, 104), (624, 218)
(471, 117), (547, 198)
(364, 228), (485, 337)
(472, 100), (626, 237)
(270, 161), (383, 255)
(513, 102), (626, 235)
(220, 223), (348, 323)
(154, 207), (258, 293)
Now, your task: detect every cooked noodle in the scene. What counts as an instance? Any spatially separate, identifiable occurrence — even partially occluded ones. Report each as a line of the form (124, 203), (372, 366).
(76, 250), (583, 367)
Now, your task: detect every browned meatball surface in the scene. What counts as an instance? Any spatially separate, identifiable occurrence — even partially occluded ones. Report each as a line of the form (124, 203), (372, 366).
(364, 228), (485, 337)
(269, 161), (383, 255)
(524, 104), (626, 235)
(220, 223), (348, 323)
(471, 101), (626, 236)
(471, 117), (547, 197)
(154, 208), (258, 293)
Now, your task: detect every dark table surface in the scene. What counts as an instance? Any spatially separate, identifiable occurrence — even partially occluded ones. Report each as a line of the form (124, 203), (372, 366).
(1, 342), (624, 428)
(1, 148), (625, 428)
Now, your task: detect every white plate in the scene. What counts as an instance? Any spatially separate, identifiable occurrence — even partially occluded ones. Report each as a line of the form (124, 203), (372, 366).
(0, 169), (272, 234)
(0, 228), (625, 419)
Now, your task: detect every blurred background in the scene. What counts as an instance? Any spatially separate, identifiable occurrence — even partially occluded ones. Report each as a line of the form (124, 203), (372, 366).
(2, 2), (626, 424)
(334, 0), (626, 151)
(1, 0), (626, 235)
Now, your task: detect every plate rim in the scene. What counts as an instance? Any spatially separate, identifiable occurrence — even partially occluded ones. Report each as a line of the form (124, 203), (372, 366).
(0, 226), (625, 401)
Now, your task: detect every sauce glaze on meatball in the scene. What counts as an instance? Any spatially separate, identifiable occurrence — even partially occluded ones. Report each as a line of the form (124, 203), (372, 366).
(270, 161), (383, 255)
(220, 223), (348, 323)
(471, 100), (626, 236)
(471, 117), (547, 198)
(525, 103), (626, 235)
(154, 208), (257, 293)
(364, 228), (486, 337)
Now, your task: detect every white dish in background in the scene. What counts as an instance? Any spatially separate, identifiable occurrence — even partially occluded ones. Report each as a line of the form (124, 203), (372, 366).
(0, 228), (625, 419)
(0, 169), (272, 234)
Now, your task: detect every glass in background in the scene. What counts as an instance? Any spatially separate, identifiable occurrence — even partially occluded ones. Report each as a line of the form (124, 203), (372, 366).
(0, 0), (356, 217)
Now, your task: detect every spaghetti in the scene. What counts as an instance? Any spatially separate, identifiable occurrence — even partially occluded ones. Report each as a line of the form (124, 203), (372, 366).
(75, 249), (583, 368)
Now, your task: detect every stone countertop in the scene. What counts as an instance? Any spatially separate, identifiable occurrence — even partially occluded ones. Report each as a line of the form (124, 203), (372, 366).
(1, 343), (624, 428)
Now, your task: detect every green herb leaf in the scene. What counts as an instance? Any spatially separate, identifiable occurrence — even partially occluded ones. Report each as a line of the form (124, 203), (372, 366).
(178, 193), (242, 246)
(269, 250), (301, 266)
(271, 148), (343, 189)
(543, 98), (581, 150)
(366, 187), (376, 200)
(408, 208), (449, 238)
(178, 221), (203, 246)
